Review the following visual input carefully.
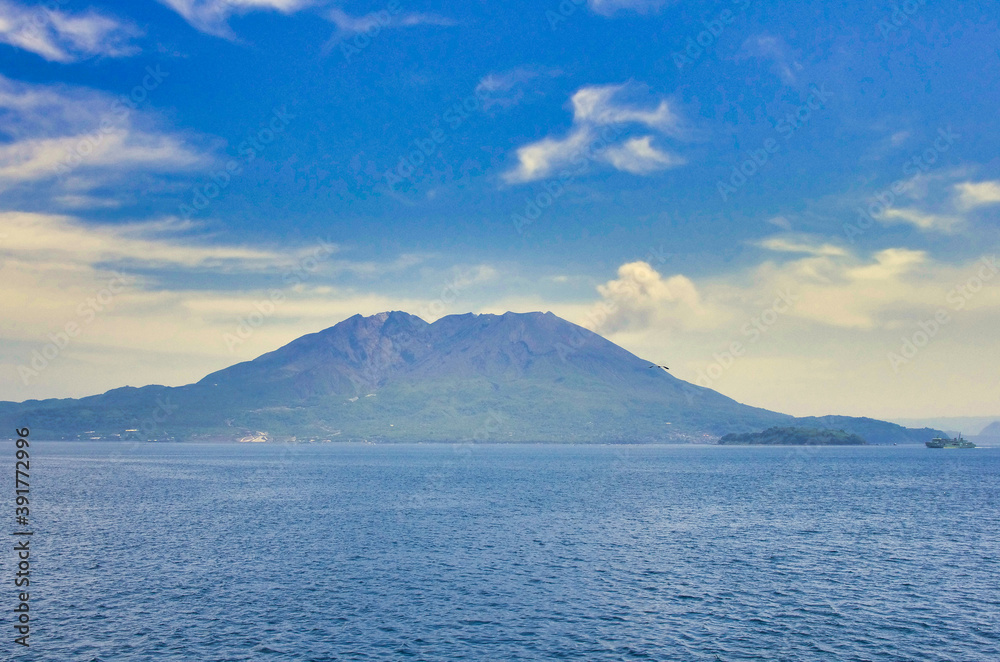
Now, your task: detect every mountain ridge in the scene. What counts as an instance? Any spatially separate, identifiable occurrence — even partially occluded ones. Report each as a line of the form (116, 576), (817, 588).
(1, 311), (942, 444)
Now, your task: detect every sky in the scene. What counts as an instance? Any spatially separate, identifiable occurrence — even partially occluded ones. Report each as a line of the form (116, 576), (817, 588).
(1, 0), (998, 420)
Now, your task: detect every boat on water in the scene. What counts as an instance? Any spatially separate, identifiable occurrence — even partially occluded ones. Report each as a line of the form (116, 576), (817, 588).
(926, 433), (976, 449)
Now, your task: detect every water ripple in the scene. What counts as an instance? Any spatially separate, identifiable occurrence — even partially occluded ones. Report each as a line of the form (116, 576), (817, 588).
(7, 442), (998, 661)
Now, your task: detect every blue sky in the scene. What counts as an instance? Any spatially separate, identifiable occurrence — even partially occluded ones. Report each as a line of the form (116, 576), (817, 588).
(2, 0), (999, 419)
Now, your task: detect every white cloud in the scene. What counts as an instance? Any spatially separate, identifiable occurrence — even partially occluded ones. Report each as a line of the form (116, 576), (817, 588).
(588, 0), (666, 16)
(326, 7), (454, 34)
(758, 236), (848, 257)
(475, 66), (561, 110)
(562, 247), (1000, 417)
(843, 247), (926, 283)
(751, 247), (933, 330)
(503, 83), (685, 183)
(0, 0), (141, 62)
(835, 169), (993, 238)
(0, 211), (292, 271)
(570, 85), (680, 134)
(0, 212), (438, 283)
(590, 261), (727, 334)
(766, 215), (792, 230)
(586, 247), (942, 339)
(0, 131), (204, 185)
(603, 135), (683, 174)
(878, 207), (962, 233)
(159, 0), (313, 38)
(955, 180), (1000, 209)
(504, 126), (592, 184)
(0, 74), (108, 135)
(320, 7), (455, 55)
(52, 194), (122, 210)
(477, 70), (535, 94)
(0, 74), (209, 196)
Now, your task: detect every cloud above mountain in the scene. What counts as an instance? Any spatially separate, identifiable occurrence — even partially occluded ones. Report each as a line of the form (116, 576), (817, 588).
(503, 83), (685, 183)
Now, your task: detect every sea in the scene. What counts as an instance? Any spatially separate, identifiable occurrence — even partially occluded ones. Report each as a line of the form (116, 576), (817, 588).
(4, 442), (998, 661)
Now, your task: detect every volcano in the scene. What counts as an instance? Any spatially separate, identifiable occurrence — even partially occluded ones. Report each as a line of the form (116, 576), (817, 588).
(0, 311), (941, 443)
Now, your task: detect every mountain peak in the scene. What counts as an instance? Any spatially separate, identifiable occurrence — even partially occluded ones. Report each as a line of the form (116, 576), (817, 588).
(338, 310), (428, 327)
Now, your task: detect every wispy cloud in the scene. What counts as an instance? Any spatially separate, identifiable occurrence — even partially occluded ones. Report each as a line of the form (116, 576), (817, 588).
(476, 69), (544, 94)
(0, 131), (203, 185)
(52, 194), (122, 210)
(758, 235), (848, 257)
(475, 66), (561, 110)
(0, 74), (208, 198)
(588, 0), (667, 16)
(603, 135), (683, 174)
(955, 180), (1000, 209)
(832, 168), (993, 239)
(766, 216), (793, 231)
(327, 7), (454, 33)
(504, 127), (592, 184)
(503, 83), (685, 183)
(0, 211), (289, 271)
(571, 84), (681, 132)
(320, 5), (455, 54)
(866, 173), (1000, 234)
(0, 0), (141, 62)
(158, 0), (313, 38)
(878, 207), (962, 233)
(738, 34), (801, 84)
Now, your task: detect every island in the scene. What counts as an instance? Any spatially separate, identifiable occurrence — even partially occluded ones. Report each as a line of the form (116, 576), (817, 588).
(718, 426), (868, 445)
(0, 312), (939, 444)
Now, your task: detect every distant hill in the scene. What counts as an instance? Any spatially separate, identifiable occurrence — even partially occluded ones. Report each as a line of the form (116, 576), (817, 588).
(891, 416), (1000, 437)
(978, 421), (1000, 438)
(793, 416), (941, 445)
(719, 426), (867, 445)
(0, 311), (945, 444)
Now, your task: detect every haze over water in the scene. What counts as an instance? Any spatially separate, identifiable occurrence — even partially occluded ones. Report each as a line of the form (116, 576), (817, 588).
(13, 442), (999, 661)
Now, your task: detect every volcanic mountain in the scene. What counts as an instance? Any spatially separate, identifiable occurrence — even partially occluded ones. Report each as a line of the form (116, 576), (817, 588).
(1, 311), (941, 443)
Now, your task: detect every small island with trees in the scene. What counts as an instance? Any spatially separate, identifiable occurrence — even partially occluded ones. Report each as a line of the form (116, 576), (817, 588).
(718, 426), (868, 445)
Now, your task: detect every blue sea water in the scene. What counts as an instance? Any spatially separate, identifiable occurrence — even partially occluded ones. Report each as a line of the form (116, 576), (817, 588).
(3, 442), (999, 661)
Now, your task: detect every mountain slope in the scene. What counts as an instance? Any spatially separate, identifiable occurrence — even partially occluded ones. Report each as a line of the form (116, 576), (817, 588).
(978, 421), (1000, 438)
(1, 311), (941, 443)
